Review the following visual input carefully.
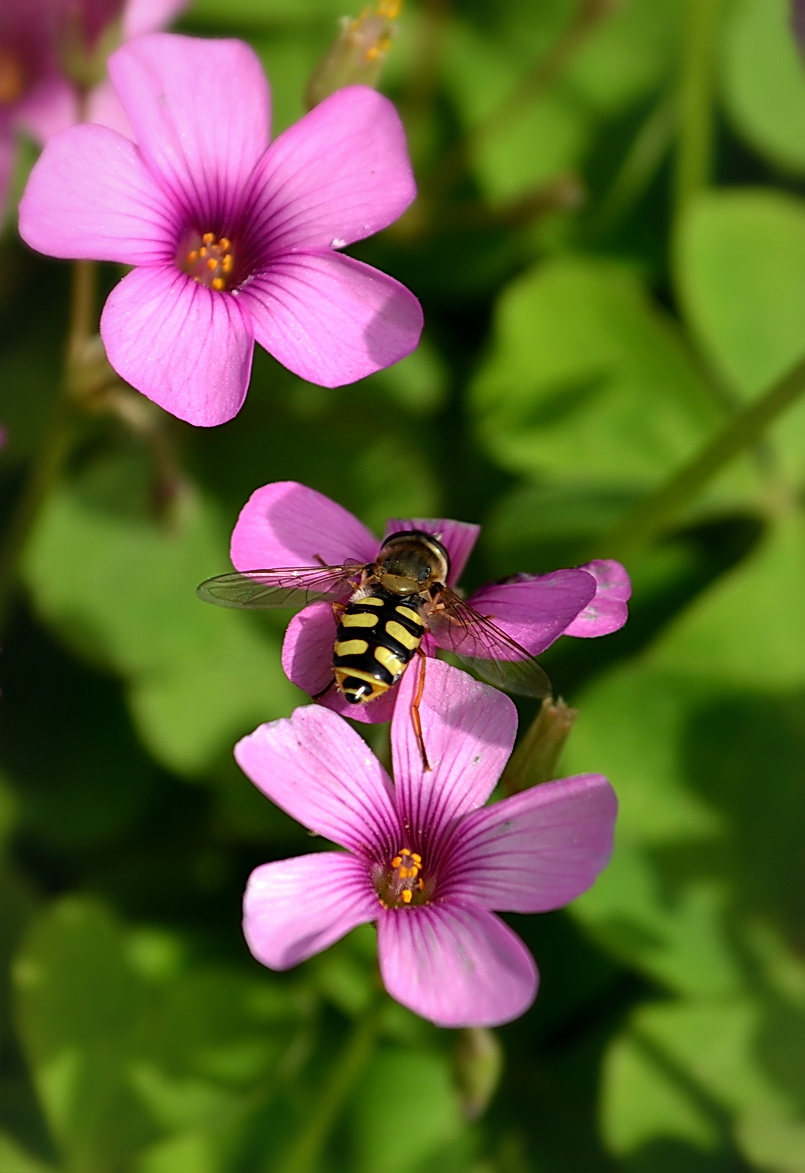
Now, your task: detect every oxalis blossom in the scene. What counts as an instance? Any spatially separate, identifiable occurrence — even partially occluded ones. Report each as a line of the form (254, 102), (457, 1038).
(225, 480), (631, 723)
(18, 33), (423, 426)
(237, 658), (618, 1028)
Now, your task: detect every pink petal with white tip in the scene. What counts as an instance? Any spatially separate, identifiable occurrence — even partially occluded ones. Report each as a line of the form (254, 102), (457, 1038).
(244, 853), (378, 970)
(377, 901), (537, 1028)
(443, 569), (597, 658)
(563, 559), (631, 638)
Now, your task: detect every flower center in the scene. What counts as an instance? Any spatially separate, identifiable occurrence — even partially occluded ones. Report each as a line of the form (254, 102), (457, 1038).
(377, 847), (434, 909)
(178, 231), (236, 292)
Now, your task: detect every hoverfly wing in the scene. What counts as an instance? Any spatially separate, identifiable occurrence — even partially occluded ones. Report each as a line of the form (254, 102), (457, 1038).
(196, 563), (365, 610)
(426, 594), (553, 699)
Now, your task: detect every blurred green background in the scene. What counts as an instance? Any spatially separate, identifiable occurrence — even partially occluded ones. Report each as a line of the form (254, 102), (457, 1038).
(2, 0), (805, 1169)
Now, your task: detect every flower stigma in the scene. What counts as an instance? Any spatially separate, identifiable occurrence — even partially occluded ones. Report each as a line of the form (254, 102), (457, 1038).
(377, 846), (433, 909)
(178, 230), (236, 291)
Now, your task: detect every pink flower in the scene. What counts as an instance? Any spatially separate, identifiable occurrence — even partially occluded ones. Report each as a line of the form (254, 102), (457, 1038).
(0, 0), (185, 221)
(237, 659), (618, 1028)
(227, 480), (631, 723)
(18, 34), (423, 426)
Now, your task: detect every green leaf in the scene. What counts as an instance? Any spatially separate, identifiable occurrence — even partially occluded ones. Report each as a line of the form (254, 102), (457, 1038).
(189, 0), (342, 26)
(568, 513), (805, 998)
(13, 898), (153, 1172)
(443, 0), (680, 199)
(0, 1132), (57, 1173)
(677, 188), (805, 482)
(721, 0), (805, 174)
(470, 258), (729, 487)
(22, 453), (297, 776)
(14, 898), (308, 1173)
(351, 1046), (466, 1173)
(603, 998), (805, 1171)
(655, 511), (805, 689)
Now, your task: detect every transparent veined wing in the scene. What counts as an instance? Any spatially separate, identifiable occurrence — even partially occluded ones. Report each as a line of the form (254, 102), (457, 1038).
(425, 592), (553, 699)
(196, 563), (366, 610)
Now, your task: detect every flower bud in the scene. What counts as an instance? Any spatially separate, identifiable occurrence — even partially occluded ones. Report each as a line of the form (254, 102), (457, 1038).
(304, 1), (400, 110)
(500, 697), (578, 797)
(453, 1027), (503, 1121)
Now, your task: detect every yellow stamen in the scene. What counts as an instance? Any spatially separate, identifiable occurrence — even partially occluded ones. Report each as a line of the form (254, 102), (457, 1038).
(378, 845), (430, 908)
(178, 231), (237, 292)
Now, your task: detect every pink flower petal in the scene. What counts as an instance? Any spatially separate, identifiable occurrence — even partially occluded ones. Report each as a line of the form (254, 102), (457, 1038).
(445, 774), (618, 913)
(377, 902), (538, 1027)
(100, 266), (253, 426)
(86, 79), (133, 139)
(244, 853), (378, 970)
(443, 569), (597, 658)
(123, 0), (189, 39)
(282, 604), (397, 724)
(108, 34), (269, 225)
(237, 252), (423, 387)
(19, 124), (176, 263)
(392, 659), (517, 838)
(382, 518), (480, 585)
(15, 75), (76, 144)
(230, 481), (378, 573)
(244, 85), (415, 253)
(563, 559), (631, 638)
(281, 603), (336, 699)
(235, 706), (399, 858)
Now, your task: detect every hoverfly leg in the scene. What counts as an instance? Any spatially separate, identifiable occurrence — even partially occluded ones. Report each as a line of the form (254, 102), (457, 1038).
(411, 649), (431, 773)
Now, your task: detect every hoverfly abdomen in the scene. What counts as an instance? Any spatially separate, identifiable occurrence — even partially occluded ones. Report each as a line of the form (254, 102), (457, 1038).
(333, 591), (426, 704)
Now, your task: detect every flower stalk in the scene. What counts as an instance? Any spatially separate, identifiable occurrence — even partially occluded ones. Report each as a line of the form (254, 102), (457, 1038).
(276, 991), (383, 1173)
(0, 256), (98, 633)
(597, 350), (805, 560)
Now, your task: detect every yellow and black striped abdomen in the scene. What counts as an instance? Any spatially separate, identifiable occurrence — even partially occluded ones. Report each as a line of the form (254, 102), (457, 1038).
(333, 592), (425, 704)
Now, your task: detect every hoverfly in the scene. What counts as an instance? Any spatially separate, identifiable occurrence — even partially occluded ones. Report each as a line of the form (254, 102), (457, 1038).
(197, 528), (552, 768)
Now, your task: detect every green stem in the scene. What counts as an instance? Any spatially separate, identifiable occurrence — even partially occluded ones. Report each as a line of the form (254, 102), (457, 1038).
(0, 259), (97, 633)
(588, 93), (675, 235)
(597, 352), (805, 560)
(423, 0), (614, 201)
(674, 0), (721, 221)
(275, 993), (382, 1173)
